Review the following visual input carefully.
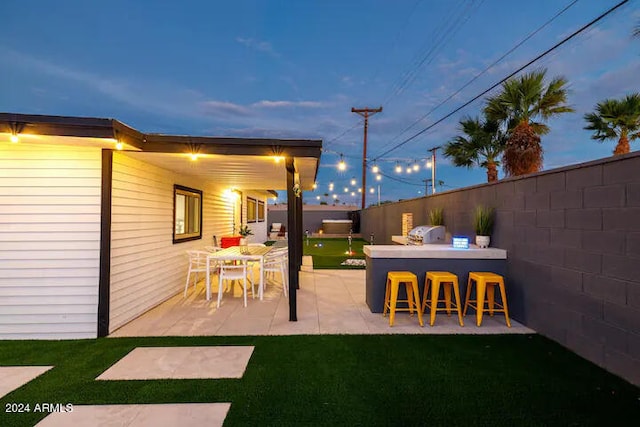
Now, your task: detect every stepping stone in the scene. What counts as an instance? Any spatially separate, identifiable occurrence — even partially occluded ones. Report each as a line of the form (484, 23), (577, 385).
(36, 403), (231, 427)
(0, 366), (53, 399)
(96, 346), (254, 380)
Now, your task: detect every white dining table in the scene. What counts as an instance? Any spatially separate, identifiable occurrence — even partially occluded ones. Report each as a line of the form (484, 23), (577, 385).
(205, 245), (273, 301)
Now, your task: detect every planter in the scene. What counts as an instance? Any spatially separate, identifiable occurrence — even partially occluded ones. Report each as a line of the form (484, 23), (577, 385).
(475, 235), (490, 248)
(239, 237), (247, 246)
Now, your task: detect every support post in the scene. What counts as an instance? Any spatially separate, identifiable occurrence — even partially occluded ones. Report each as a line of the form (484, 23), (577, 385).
(97, 149), (113, 337)
(286, 158), (298, 321)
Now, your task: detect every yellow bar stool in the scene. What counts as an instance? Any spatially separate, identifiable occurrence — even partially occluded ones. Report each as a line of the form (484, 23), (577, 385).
(383, 271), (424, 327)
(463, 272), (511, 327)
(421, 271), (464, 327)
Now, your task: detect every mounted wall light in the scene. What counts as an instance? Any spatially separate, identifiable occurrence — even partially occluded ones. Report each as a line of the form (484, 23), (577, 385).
(312, 182), (317, 189)
(190, 153), (199, 161)
(115, 140), (123, 150)
(273, 156), (284, 163)
(9, 122), (24, 144)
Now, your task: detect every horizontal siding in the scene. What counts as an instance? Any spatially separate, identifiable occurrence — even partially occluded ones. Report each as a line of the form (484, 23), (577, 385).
(0, 143), (101, 339)
(109, 153), (234, 332)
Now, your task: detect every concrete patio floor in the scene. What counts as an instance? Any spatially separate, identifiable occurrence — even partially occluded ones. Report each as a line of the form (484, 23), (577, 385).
(111, 269), (533, 337)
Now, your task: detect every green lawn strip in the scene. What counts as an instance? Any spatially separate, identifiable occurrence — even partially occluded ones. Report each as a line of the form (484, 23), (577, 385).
(303, 238), (367, 269)
(1, 335), (638, 427)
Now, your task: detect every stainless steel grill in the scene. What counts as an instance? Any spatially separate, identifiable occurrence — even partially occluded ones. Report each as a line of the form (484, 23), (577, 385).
(407, 225), (446, 245)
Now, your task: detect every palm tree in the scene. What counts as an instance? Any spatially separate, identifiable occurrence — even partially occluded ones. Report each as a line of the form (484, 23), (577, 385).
(485, 69), (573, 176)
(584, 93), (640, 155)
(444, 116), (506, 182)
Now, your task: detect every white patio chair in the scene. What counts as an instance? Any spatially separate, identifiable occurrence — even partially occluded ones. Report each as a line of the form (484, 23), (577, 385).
(262, 248), (288, 297)
(184, 250), (213, 297)
(217, 259), (250, 308)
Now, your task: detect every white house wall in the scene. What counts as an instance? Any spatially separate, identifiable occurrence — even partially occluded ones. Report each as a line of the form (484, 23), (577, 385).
(109, 153), (234, 333)
(243, 191), (269, 242)
(0, 143), (101, 339)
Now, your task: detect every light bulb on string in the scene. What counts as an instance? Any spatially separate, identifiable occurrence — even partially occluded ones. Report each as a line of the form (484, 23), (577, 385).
(337, 154), (346, 171)
(395, 162), (402, 173)
(371, 164), (379, 174)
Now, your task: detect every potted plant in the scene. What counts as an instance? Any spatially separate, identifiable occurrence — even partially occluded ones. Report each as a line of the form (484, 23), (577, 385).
(474, 206), (494, 248)
(428, 207), (444, 226)
(238, 225), (253, 245)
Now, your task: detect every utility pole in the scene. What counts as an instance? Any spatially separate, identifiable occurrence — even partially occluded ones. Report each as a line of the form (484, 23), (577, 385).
(429, 146), (440, 194)
(352, 106), (383, 209)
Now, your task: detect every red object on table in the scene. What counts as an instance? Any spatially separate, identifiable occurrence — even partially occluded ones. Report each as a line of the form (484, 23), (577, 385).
(220, 236), (241, 248)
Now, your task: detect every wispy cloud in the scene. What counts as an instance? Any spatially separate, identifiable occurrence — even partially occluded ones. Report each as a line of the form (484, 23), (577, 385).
(236, 37), (280, 58)
(252, 100), (325, 109)
(200, 100), (251, 117)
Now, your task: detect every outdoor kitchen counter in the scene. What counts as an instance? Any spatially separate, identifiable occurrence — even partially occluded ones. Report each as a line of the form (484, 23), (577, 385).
(363, 244), (507, 313)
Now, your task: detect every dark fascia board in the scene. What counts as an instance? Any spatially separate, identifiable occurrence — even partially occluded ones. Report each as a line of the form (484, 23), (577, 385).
(142, 134), (322, 158)
(0, 112), (322, 159)
(0, 112), (145, 145)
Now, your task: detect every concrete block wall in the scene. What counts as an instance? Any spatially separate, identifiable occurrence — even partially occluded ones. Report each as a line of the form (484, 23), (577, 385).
(360, 152), (640, 386)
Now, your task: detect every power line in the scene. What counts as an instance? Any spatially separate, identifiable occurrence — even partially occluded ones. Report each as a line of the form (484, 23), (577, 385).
(383, 0), (483, 107)
(372, 0), (630, 162)
(379, 0), (579, 151)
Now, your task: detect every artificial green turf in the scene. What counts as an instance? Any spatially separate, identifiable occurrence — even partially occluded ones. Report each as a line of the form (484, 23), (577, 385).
(1, 335), (638, 426)
(303, 238), (367, 269)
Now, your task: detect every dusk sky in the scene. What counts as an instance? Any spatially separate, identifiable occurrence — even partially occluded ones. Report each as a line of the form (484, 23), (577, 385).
(1, 1), (638, 206)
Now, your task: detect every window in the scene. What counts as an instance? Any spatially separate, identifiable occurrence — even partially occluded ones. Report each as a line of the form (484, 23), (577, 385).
(257, 200), (265, 222)
(174, 184), (202, 243)
(247, 197), (257, 223)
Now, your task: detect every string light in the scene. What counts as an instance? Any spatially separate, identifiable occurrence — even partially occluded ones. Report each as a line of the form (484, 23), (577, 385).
(350, 177), (357, 186)
(369, 187), (375, 194)
(371, 164), (379, 173)
(337, 154), (346, 171)
(426, 160), (432, 168)
(406, 165), (412, 174)
(357, 188), (362, 193)
(395, 162), (402, 173)
(312, 182), (317, 189)
(376, 174), (382, 181)
(351, 192), (355, 196)
(332, 194), (338, 199)
(316, 195), (321, 200)
(412, 163), (420, 171)
(344, 187), (349, 192)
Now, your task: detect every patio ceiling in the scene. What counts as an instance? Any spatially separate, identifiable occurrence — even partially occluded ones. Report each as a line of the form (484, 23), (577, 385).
(125, 152), (319, 191)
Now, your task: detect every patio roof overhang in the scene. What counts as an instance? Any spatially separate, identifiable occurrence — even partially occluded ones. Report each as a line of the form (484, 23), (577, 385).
(0, 112), (322, 191)
(2, 112), (320, 330)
